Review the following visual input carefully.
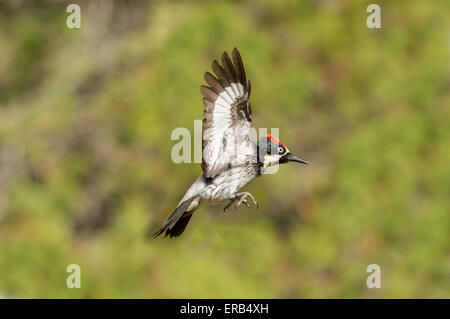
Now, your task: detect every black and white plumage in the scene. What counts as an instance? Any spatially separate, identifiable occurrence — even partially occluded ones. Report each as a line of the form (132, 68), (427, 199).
(201, 48), (252, 178)
(153, 48), (308, 238)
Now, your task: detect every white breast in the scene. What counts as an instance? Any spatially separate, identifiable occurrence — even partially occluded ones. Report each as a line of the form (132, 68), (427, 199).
(201, 164), (259, 202)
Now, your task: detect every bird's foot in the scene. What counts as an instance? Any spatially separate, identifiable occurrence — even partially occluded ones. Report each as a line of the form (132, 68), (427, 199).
(235, 192), (258, 209)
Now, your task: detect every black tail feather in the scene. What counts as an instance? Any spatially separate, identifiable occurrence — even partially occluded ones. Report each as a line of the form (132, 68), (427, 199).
(166, 214), (192, 238)
(153, 197), (196, 238)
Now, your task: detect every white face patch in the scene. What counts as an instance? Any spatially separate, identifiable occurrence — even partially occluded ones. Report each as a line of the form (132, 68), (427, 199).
(263, 154), (281, 169)
(261, 145), (290, 172)
(261, 154), (282, 175)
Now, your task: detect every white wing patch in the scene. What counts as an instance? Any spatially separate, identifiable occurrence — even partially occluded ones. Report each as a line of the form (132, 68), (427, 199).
(201, 48), (252, 178)
(204, 83), (248, 175)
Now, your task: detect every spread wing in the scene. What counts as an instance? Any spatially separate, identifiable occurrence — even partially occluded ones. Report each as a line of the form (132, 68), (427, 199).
(201, 48), (252, 178)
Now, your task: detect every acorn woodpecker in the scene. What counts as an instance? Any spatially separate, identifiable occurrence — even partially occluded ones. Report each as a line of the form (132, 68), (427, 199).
(153, 48), (308, 238)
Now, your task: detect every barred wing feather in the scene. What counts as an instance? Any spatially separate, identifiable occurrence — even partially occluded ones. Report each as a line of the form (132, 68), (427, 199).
(201, 48), (252, 178)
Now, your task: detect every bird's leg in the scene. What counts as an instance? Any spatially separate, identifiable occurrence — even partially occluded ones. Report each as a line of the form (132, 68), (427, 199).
(235, 192), (258, 209)
(223, 198), (238, 212)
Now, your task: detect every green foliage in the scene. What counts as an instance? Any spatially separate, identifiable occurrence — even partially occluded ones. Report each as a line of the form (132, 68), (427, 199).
(0, 0), (448, 298)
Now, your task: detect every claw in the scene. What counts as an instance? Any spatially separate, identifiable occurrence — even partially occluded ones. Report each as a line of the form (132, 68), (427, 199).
(237, 197), (251, 208)
(234, 192), (259, 209)
(224, 192), (259, 211)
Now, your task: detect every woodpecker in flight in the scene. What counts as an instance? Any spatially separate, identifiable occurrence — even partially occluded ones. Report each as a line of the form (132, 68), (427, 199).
(153, 48), (308, 238)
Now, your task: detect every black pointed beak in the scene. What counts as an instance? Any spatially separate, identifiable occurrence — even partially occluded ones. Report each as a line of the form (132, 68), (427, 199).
(280, 152), (309, 164)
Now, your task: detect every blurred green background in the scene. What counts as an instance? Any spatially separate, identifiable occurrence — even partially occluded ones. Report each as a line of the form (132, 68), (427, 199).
(0, 0), (448, 298)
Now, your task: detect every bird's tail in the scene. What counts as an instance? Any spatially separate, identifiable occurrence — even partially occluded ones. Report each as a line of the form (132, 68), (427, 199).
(152, 196), (197, 238)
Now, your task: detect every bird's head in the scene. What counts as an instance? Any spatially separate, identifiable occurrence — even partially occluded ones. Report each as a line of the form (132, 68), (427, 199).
(258, 134), (308, 170)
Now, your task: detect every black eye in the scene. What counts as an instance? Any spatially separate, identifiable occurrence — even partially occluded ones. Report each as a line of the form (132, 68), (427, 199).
(278, 146), (285, 154)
